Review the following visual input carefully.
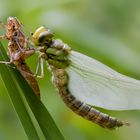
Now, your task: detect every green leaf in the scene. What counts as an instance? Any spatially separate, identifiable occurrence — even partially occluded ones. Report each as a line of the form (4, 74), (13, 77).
(0, 43), (40, 140)
(0, 42), (65, 140)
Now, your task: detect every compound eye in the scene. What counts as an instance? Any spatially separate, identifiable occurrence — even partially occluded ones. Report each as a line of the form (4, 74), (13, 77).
(38, 30), (53, 44)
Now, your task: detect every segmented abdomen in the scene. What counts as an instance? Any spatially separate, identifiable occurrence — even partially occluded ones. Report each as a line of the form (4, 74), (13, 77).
(51, 67), (128, 129)
(16, 62), (40, 97)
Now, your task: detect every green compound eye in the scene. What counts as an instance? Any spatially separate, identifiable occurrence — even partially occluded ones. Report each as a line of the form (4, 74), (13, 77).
(38, 30), (53, 44)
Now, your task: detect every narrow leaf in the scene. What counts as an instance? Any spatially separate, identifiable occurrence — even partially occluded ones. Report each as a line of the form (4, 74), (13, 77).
(0, 42), (40, 140)
(0, 42), (65, 140)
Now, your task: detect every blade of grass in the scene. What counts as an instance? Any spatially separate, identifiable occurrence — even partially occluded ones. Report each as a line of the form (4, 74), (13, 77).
(0, 43), (40, 140)
(14, 72), (65, 140)
(15, 72), (65, 140)
(0, 42), (65, 140)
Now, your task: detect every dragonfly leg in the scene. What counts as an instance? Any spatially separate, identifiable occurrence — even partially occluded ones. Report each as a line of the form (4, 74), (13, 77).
(14, 38), (25, 52)
(34, 57), (44, 78)
(20, 49), (35, 60)
(0, 61), (11, 64)
(0, 61), (16, 69)
(40, 58), (44, 78)
(34, 58), (40, 77)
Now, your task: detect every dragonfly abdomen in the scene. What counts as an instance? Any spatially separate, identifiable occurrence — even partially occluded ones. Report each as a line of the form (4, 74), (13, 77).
(51, 66), (127, 129)
(60, 89), (124, 129)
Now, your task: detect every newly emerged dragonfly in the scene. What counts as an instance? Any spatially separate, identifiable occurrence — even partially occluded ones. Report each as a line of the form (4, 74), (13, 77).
(0, 17), (40, 97)
(31, 26), (140, 129)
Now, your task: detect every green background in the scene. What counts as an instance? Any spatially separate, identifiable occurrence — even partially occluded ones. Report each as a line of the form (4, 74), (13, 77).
(0, 0), (140, 140)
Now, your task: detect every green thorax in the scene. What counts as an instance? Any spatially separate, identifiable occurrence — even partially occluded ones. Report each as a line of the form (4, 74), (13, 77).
(40, 39), (71, 69)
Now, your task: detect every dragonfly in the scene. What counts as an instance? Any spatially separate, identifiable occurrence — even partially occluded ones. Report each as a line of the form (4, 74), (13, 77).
(31, 26), (140, 129)
(0, 17), (40, 97)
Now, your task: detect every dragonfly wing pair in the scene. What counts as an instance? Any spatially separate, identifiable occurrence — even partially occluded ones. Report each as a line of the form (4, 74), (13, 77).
(66, 51), (140, 111)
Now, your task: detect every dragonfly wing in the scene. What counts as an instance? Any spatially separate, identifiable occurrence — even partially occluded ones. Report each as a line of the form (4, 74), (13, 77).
(66, 51), (140, 110)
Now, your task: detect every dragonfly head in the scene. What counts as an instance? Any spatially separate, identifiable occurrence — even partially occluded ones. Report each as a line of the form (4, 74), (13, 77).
(32, 26), (53, 46)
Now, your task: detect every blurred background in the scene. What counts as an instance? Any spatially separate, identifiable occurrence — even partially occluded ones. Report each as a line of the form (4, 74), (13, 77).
(0, 0), (140, 140)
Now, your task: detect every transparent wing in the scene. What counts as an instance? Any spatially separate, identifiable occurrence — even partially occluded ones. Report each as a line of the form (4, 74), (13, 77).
(66, 51), (140, 110)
